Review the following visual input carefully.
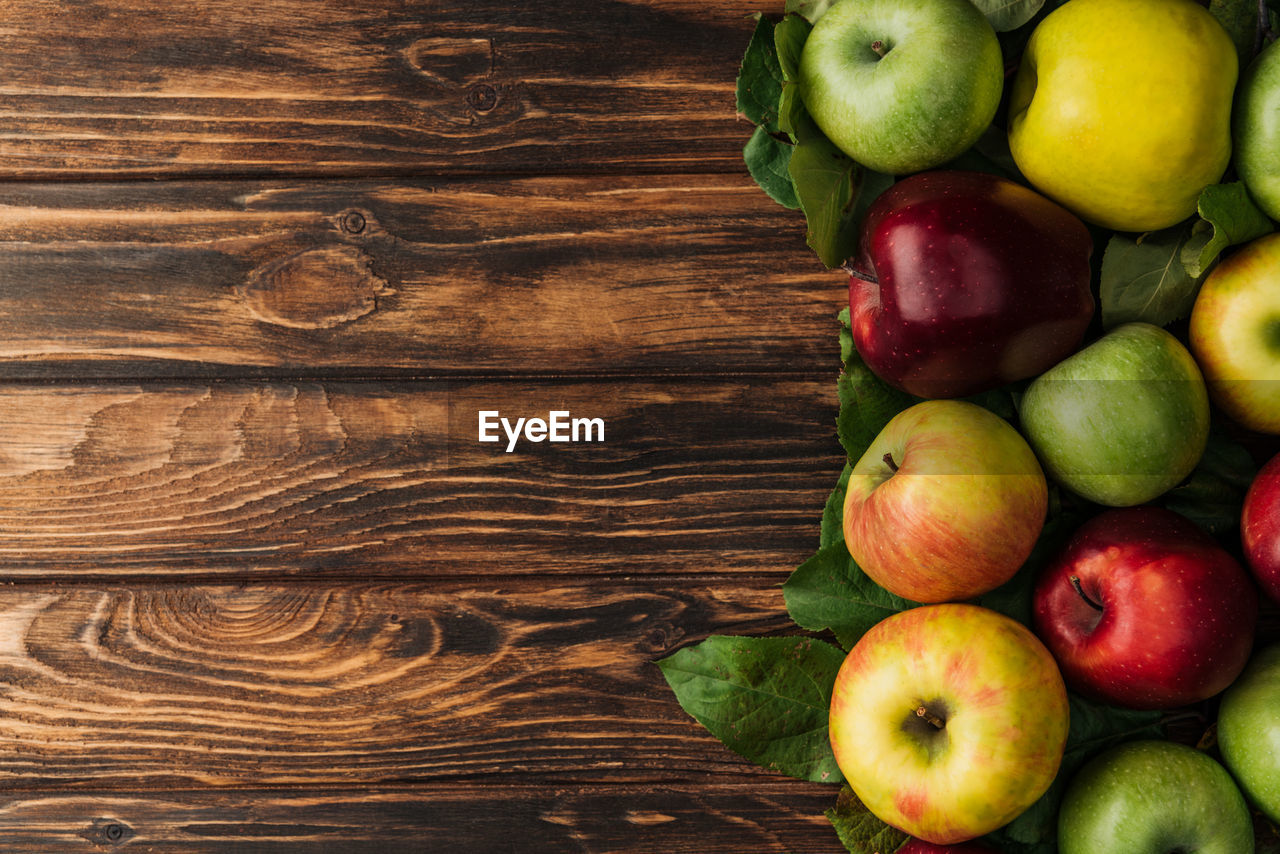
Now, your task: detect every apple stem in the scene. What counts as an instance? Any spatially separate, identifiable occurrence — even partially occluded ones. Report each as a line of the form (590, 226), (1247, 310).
(1069, 575), (1104, 612)
(914, 706), (944, 730)
(882, 452), (899, 473)
(869, 39), (888, 58)
(841, 261), (879, 286)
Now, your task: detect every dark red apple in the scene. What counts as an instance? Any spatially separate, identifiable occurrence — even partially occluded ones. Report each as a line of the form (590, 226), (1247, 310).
(1243, 451), (1280, 603)
(898, 838), (1001, 853)
(849, 170), (1094, 399)
(1032, 507), (1258, 710)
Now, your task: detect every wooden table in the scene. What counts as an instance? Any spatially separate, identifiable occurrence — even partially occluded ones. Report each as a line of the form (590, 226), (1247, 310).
(0, 0), (850, 850)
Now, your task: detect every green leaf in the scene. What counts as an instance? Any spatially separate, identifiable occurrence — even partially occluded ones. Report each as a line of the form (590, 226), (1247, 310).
(774, 13), (812, 81)
(736, 14), (784, 133)
(657, 635), (846, 784)
(1210, 0), (1259, 68)
(744, 126), (800, 210)
(785, 0), (837, 23)
(1098, 222), (1199, 329)
(1181, 182), (1274, 278)
(838, 306), (854, 366)
(986, 695), (1164, 849)
(789, 137), (860, 268)
(971, 0), (1046, 32)
(1162, 427), (1260, 536)
(820, 463), (853, 549)
(783, 542), (918, 649)
(826, 786), (910, 854)
(837, 345), (919, 463)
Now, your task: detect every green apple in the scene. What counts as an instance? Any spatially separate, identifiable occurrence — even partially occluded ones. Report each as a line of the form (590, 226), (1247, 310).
(1008, 0), (1236, 231)
(1236, 40), (1280, 219)
(1058, 740), (1254, 854)
(1020, 323), (1210, 506)
(1189, 232), (1280, 434)
(797, 0), (1002, 175)
(1218, 644), (1280, 823)
(842, 400), (1047, 603)
(829, 604), (1069, 845)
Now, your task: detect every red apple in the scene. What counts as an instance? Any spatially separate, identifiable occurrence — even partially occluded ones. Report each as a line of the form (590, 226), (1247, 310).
(899, 839), (1001, 853)
(1032, 507), (1258, 709)
(1243, 451), (1280, 603)
(843, 399), (1047, 603)
(849, 170), (1094, 399)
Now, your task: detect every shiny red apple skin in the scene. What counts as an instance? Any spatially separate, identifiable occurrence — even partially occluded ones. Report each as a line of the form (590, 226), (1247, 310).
(1032, 507), (1258, 710)
(1243, 451), (1280, 603)
(849, 170), (1095, 399)
(898, 839), (1001, 854)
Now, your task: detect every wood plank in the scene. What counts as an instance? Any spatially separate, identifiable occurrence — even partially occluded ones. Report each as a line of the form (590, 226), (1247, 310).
(0, 783), (837, 852)
(0, 176), (835, 378)
(0, 580), (808, 788)
(0, 0), (752, 179)
(0, 378), (839, 577)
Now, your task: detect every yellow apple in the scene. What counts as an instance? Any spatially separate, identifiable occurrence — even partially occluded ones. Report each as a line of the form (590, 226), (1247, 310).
(1189, 232), (1280, 434)
(1007, 0), (1236, 232)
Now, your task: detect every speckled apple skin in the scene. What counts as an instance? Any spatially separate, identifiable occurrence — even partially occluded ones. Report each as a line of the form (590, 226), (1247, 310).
(1057, 740), (1253, 854)
(829, 604), (1068, 845)
(1218, 644), (1280, 824)
(1033, 506), (1257, 709)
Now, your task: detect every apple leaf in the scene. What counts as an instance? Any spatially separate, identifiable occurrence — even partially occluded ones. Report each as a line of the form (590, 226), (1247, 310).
(1161, 427), (1259, 536)
(789, 132), (888, 269)
(1210, 0), (1260, 68)
(820, 463), (852, 549)
(784, 0), (836, 24)
(970, 0), (1046, 32)
(773, 13), (811, 82)
(1181, 182), (1274, 278)
(656, 635), (846, 784)
(782, 542), (919, 650)
(736, 14), (784, 133)
(826, 786), (910, 854)
(837, 346), (919, 464)
(1098, 222), (1199, 329)
(744, 126), (800, 210)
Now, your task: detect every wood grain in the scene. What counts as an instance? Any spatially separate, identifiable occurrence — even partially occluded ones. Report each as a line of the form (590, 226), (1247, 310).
(0, 0), (753, 179)
(0, 378), (840, 577)
(0, 580), (808, 788)
(0, 783), (837, 852)
(0, 176), (834, 379)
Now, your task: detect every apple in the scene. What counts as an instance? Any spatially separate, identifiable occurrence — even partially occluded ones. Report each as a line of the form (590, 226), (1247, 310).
(1032, 506), (1258, 710)
(1235, 39), (1280, 219)
(830, 604), (1068, 844)
(1019, 322), (1210, 507)
(1218, 643), (1280, 824)
(798, 0), (1002, 175)
(842, 399), (1047, 603)
(1057, 740), (1254, 854)
(1243, 451), (1280, 602)
(1189, 232), (1280, 435)
(848, 170), (1095, 399)
(898, 839), (1000, 854)
(1007, 0), (1236, 231)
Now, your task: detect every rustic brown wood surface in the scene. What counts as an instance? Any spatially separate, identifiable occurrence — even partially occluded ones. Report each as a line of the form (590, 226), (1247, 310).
(0, 1), (867, 850)
(0, 177), (833, 378)
(2, 1), (1274, 852)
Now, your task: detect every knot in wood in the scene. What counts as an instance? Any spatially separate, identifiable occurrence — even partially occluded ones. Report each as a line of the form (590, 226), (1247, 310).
(340, 210), (366, 235)
(242, 245), (393, 329)
(81, 818), (135, 847)
(467, 83), (497, 112)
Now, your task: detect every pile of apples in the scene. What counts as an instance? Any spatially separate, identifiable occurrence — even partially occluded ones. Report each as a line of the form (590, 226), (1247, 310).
(793, 0), (1280, 849)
